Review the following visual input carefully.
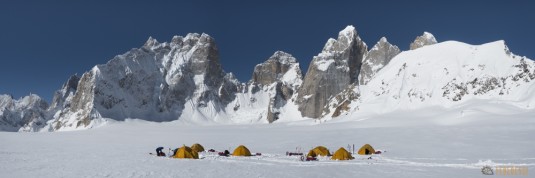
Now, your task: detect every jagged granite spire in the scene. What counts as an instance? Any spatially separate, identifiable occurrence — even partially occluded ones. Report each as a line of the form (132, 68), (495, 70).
(249, 51), (303, 123)
(297, 25), (367, 118)
(49, 74), (80, 110)
(359, 37), (401, 85)
(251, 51), (301, 87)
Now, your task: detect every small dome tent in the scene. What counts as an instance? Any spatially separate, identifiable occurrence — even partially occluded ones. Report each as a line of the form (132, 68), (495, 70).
(306, 149), (317, 157)
(232, 145), (252, 156)
(358, 144), (375, 155)
(173, 145), (199, 159)
(307, 146), (331, 157)
(191, 143), (205, 153)
(331, 147), (354, 160)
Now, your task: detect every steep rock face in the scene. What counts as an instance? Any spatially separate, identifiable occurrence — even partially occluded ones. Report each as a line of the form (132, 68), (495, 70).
(49, 75), (79, 111)
(0, 94), (49, 132)
(249, 51), (302, 123)
(49, 33), (239, 131)
(252, 51), (301, 88)
(297, 25), (367, 118)
(410, 32), (437, 50)
(359, 37), (401, 85)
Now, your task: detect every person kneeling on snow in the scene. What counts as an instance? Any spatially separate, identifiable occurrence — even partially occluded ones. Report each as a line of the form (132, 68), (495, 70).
(156, 147), (166, 157)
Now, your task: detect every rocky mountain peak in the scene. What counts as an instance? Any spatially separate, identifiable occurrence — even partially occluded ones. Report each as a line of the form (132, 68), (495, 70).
(0, 94), (14, 109)
(252, 51), (302, 87)
(246, 51), (303, 123)
(0, 94), (48, 132)
(339, 25), (357, 40)
(49, 74), (80, 110)
(268, 51), (297, 64)
(297, 25), (367, 118)
(143, 36), (159, 48)
(19, 94), (48, 109)
(183, 33), (214, 45)
(322, 25), (360, 52)
(379, 36), (388, 43)
(64, 75), (80, 91)
(410, 32), (437, 50)
(359, 37), (401, 85)
(45, 31), (239, 131)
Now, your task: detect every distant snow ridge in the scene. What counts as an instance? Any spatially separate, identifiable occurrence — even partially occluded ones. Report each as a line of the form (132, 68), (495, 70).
(0, 94), (48, 132)
(1, 25), (535, 132)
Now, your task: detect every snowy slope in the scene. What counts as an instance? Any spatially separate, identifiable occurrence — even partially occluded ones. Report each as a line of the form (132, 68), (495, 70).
(1, 105), (534, 177)
(358, 40), (535, 113)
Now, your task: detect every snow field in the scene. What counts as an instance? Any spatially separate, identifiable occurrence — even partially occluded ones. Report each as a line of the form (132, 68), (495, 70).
(2, 103), (534, 177)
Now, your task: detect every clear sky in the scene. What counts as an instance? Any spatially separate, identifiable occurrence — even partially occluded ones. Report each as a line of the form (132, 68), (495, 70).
(1, 0), (534, 102)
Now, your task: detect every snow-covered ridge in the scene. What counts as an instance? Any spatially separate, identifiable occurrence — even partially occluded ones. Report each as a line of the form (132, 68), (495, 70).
(360, 40), (535, 112)
(0, 94), (48, 132)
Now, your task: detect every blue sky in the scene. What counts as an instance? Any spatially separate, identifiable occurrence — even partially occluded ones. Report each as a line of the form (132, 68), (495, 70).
(1, 0), (534, 102)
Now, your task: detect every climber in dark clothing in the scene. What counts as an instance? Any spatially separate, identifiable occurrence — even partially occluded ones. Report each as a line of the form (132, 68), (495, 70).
(156, 147), (166, 157)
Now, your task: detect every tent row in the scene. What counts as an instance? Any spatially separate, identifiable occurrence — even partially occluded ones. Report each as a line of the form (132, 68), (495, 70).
(167, 143), (376, 161)
(172, 144), (253, 159)
(306, 144), (376, 160)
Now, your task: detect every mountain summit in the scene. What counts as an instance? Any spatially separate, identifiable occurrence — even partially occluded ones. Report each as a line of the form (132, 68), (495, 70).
(410, 32), (437, 50)
(297, 25), (368, 118)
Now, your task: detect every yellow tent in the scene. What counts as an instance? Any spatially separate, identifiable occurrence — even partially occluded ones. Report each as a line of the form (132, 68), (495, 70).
(306, 149), (317, 157)
(191, 143), (205, 153)
(173, 145), (199, 159)
(232, 145), (252, 156)
(307, 146), (331, 157)
(358, 144), (375, 155)
(331, 147), (354, 160)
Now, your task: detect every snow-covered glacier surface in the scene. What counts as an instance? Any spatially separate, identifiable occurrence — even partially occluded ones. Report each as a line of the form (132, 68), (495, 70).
(1, 102), (534, 177)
